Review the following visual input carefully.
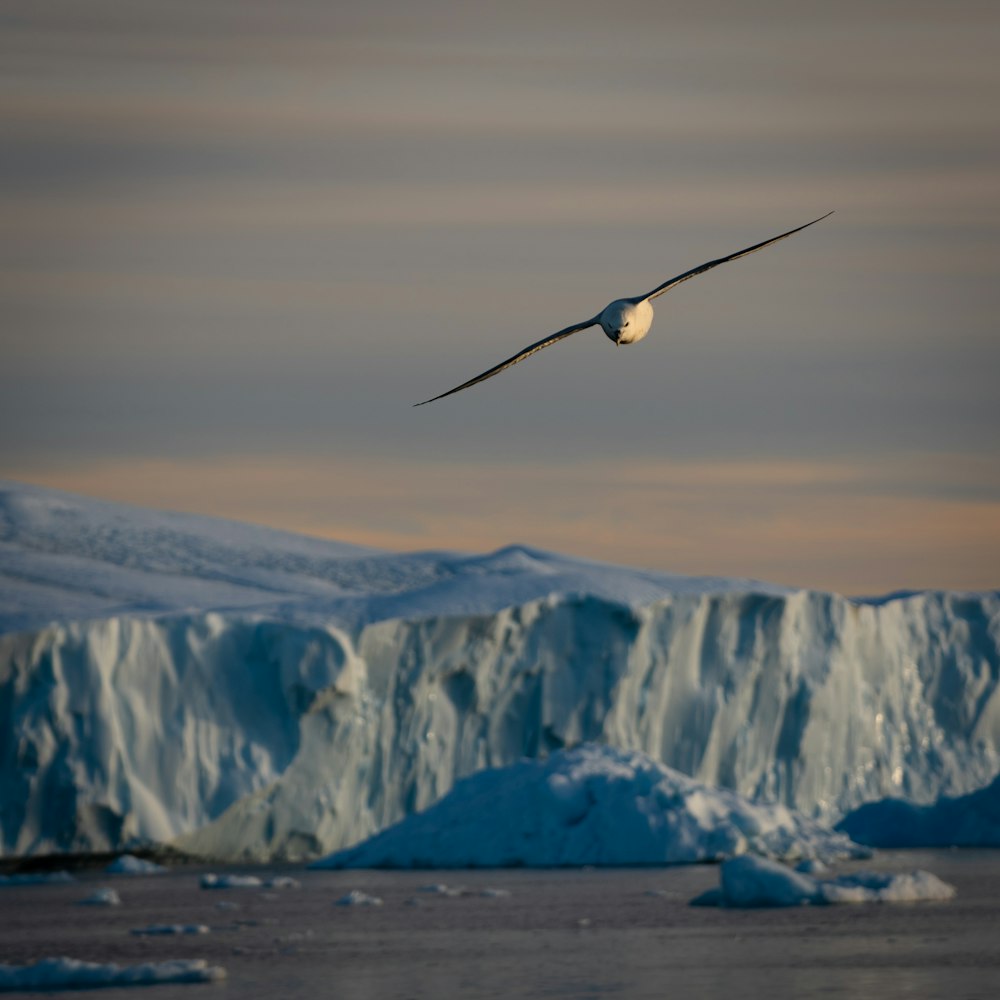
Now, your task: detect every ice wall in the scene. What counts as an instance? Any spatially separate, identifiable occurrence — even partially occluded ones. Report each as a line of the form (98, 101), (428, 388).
(2, 589), (998, 860)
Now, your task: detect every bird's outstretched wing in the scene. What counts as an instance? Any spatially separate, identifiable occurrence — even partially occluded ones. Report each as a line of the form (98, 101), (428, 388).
(414, 315), (600, 406)
(630, 212), (833, 304)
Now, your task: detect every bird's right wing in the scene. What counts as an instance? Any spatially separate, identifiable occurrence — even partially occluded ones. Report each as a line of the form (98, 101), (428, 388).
(414, 316), (601, 406)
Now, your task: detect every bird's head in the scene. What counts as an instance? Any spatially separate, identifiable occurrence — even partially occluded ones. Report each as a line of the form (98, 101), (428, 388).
(599, 298), (652, 346)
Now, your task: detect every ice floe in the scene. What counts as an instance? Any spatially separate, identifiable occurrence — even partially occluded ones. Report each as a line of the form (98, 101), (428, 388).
(106, 855), (168, 875)
(0, 957), (225, 990)
(335, 890), (383, 907)
(200, 873), (299, 890)
(78, 888), (121, 906)
(691, 855), (956, 908)
(313, 744), (866, 869)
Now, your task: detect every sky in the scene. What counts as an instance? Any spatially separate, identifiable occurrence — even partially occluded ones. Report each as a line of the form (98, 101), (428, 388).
(2, 0), (998, 595)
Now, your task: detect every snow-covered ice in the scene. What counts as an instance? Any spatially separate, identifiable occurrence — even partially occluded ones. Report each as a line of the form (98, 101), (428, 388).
(692, 855), (956, 908)
(0, 957), (225, 990)
(2, 479), (999, 862)
(837, 771), (1000, 847)
(79, 888), (121, 906)
(313, 744), (865, 869)
(0, 478), (778, 636)
(106, 854), (168, 875)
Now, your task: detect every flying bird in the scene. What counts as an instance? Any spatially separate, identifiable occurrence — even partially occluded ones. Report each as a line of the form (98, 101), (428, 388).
(415, 212), (832, 406)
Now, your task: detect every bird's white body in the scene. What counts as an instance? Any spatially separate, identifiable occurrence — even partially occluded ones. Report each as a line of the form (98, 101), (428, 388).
(599, 298), (654, 346)
(415, 213), (832, 405)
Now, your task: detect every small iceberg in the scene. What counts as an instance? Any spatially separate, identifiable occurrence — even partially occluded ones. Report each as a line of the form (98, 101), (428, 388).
(106, 855), (168, 875)
(691, 855), (956, 908)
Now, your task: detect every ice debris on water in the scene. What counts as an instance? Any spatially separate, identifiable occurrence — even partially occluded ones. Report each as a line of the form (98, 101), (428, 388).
(417, 883), (465, 897)
(79, 888), (121, 906)
(335, 890), (383, 907)
(691, 855), (957, 908)
(131, 924), (209, 936)
(200, 873), (299, 890)
(0, 957), (225, 990)
(106, 855), (168, 875)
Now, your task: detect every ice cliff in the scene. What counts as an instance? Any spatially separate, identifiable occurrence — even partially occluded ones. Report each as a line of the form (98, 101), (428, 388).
(1, 480), (998, 860)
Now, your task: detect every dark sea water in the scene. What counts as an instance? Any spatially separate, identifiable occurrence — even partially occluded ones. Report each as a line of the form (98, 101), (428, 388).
(3, 851), (999, 999)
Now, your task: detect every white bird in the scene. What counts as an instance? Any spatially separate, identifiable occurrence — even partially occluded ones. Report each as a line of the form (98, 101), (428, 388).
(415, 212), (832, 406)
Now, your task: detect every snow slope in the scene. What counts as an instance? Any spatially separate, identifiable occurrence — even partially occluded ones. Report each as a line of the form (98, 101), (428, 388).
(0, 479), (783, 636)
(1, 480), (999, 860)
(313, 744), (865, 868)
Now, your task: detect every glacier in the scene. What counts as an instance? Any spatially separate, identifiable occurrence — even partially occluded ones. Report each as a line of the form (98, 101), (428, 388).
(1, 479), (999, 860)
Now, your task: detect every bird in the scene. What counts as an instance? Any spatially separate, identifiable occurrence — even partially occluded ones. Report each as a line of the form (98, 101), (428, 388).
(414, 212), (832, 406)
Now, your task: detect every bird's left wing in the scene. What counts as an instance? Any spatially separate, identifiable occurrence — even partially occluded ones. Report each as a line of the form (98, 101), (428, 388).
(631, 212), (833, 304)
(414, 315), (601, 406)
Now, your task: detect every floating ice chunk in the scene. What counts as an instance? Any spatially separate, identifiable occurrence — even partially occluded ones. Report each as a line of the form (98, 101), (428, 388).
(480, 888), (510, 898)
(416, 883), (464, 896)
(200, 873), (262, 889)
(199, 872), (298, 890)
(721, 855), (821, 907)
(0, 871), (75, 886)
(79, 888), (121, 906)
(817, 870), (956, 904)
(314, 744), (865, 870)
(0, 957), (225, 990)
(694, 855), (957, 908)
(131, 924), (209, 936)
(106, 855), (167, 875)
(262, 876), (300, 889)
(335, 890), (383, 907)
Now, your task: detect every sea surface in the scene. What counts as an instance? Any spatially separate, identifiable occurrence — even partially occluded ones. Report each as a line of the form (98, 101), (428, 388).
(3, 851), (999, 999)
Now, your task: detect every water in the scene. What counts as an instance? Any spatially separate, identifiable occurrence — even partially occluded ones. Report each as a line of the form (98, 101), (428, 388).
(3, 851), (999, 999)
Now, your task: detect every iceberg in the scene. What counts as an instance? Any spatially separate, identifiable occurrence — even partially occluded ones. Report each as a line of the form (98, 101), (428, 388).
(837, 771), (1000, 847)
(312, 744), (865, 868)
(1, 480), (998, 861)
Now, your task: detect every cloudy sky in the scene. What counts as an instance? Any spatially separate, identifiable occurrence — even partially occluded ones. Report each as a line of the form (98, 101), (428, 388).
(3, 0), (998, 594)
